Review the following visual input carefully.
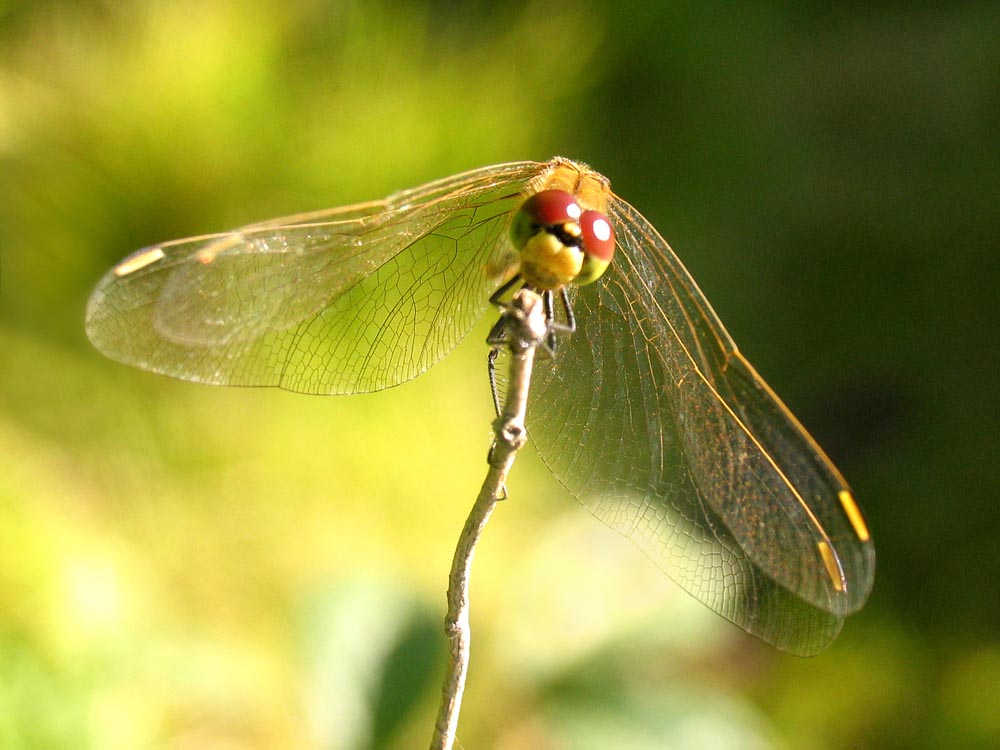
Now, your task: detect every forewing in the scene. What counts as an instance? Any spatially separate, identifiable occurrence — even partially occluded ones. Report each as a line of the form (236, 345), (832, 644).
(528, 195), (874, 655)
(86, 162), (541, 394)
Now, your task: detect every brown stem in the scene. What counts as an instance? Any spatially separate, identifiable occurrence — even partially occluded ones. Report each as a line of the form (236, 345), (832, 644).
(429, 289), (547, 750)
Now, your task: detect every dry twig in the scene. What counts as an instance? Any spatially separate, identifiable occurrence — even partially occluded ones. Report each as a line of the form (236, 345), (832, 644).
(429, 288), (548, 750)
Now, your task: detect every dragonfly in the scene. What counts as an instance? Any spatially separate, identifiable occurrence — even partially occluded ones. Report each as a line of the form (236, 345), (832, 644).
(86, 157), (875, 656)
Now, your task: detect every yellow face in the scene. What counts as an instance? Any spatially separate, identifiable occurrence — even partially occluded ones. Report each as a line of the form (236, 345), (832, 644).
(518, 226), (586, 290)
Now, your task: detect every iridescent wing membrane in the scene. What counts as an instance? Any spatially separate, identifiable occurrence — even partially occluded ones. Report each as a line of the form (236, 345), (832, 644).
(86, 158), (874, 654)
(87, 162), (539, 393)
(529, 193), (874, 655)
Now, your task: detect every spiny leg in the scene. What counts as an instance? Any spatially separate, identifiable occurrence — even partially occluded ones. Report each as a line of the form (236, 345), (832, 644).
(559, 286), (576, 334)
(543, 290), (557, 353)
(486, 275), (523, 417)
(487, 347), (502, 417)
(541, 287), (577, 354)
(488, 274), (522, 307)
(486, 274), (521, 360)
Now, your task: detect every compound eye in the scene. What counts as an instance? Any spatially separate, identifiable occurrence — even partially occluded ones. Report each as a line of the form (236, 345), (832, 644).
(511, 190), (582, 250)
(574, 209), (615, 286)
(521, 190), (582, 226)
(580, 210), (615, 262)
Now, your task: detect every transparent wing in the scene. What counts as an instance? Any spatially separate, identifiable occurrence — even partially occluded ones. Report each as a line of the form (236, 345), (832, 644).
(529, 195), (875, 656)
(86, 161), (543, 394)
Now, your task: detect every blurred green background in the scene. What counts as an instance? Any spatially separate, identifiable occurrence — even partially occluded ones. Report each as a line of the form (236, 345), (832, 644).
(2, 1), (997, 748)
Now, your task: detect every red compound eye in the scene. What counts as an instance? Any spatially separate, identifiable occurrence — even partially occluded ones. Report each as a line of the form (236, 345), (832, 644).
(580, 210), (615, 262)
(519, 190), (582, 227)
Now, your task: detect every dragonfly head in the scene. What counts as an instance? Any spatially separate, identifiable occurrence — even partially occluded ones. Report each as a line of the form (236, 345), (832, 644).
(510, 189), (615, 290)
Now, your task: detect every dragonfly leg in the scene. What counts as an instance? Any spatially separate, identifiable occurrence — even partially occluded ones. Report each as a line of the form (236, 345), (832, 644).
(487, 346), (502, 417)
(543, 290), (558, 353)
(559, 286), (577, 334)
(486, 314), (508, 416)
(486, 315), (507, 347)
(537, 287), (576, 358)
(488, 274), (522, 307)
(486, 275), (525, 417)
